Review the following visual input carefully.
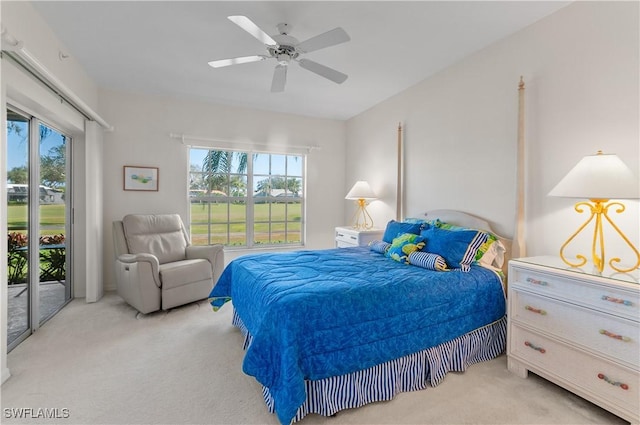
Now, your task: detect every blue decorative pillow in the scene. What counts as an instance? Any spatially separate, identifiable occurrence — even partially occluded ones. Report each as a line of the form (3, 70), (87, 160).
(369, 240), (391, 255)
(421, 226), (489, 272)
(382, 220), (424, 243)
(386, 233), (426, 264)
(408, 251), (449, 271)
(430, 219), (500, 267)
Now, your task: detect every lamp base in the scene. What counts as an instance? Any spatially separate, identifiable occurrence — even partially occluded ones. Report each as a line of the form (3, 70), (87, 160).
(350, 199), (374, 230)
(559, 199), (640, 273)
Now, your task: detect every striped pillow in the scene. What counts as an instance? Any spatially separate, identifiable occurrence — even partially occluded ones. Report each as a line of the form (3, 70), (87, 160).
(421, 226), (489, 272)
(369, 240), (391, 255)
(408, 251), (449, 271)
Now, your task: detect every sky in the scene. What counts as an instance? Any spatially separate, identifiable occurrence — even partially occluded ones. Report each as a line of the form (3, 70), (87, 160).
(189, 148), (302, 177)
(6, 121), (66, 172)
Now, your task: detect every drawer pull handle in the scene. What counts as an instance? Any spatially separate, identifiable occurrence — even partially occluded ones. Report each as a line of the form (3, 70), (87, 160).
(526, 277), (548, 286)
(525, 305), (547, 315)
(599, 329), (631, 342)
(601, 295), (633, 307)
(597, 373), (629, 390)
(350, 236), (357, 240)
(524, 341), (546, 353)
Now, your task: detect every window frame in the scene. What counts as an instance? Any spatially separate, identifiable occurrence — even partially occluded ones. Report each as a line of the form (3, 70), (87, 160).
(188, 146), (306, 249)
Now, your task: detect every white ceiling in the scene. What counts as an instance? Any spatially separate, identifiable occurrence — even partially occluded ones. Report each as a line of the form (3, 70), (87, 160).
(31, 1), (571, 120)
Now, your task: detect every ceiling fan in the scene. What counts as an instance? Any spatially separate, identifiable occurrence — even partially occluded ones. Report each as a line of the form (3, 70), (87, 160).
(208, 16), (350, 92)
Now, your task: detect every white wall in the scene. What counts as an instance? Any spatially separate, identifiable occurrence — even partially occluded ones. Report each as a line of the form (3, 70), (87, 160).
(1, 2), (98, 111)
(345, 1), (639, 268)
(99, 89), (346, 291)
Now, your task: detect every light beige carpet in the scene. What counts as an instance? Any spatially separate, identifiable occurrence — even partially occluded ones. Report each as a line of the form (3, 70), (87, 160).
(1, 293), (628, 425)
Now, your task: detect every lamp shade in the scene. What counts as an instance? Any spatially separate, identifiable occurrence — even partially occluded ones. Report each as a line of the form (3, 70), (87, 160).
(549, 152), (640, 200)
(345, 181), (377, 200)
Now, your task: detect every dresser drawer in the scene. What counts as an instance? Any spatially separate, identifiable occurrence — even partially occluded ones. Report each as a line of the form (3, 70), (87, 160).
(335, 227), (383, 248)
(510, 324), (640, 418)
(335, 230), (359, 246)
(510, 266), (639, 321)
(511, 289), (639, 368)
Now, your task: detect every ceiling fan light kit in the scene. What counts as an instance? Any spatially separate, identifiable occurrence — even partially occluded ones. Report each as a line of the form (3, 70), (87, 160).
(208, 15), (350, 92)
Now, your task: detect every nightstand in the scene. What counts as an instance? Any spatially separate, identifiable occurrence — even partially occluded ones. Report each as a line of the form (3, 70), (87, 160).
(335, 227), (384, 248)
(507, 256), (639, 424)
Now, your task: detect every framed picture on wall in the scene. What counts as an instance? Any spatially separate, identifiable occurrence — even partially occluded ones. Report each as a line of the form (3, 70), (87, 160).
(123, 166), (159, 191)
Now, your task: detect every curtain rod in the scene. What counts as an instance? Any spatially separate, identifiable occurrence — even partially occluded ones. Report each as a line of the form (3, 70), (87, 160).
(169, 133), (321, 153)
(1, 27), (114, 132)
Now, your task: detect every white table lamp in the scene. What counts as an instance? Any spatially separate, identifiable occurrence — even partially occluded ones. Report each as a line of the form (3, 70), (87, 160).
(346, 181), (377, 230)
(549, 151), (640, 273)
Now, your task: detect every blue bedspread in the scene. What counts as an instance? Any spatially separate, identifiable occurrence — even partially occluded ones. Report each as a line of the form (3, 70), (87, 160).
(209, 247), (505, 424)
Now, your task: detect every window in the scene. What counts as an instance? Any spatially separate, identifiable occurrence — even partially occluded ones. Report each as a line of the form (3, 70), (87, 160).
(189, 148), (305, 248)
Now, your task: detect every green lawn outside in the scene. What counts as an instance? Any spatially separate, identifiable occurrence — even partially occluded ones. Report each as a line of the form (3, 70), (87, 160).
(190, 202), (302, 246)
(8, 204), (66, 235)
(7, 204), (67, 284)
(7, 202), (302, 245)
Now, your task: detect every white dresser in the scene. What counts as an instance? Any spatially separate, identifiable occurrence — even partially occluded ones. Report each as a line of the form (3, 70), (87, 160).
(335, 227), (383, 248)
(508, 256), (639, 424)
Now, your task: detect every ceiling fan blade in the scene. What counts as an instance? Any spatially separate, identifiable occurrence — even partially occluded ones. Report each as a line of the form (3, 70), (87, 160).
(296, 27), (350, 53)
(228, 16), (277, 46)
(271, 64), (287, 92)
(298, 59), (348, 84)
(208, 55), (266, 68)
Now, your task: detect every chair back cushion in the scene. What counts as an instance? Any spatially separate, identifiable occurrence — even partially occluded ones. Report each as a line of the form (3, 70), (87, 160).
(122, 214), (188, 264)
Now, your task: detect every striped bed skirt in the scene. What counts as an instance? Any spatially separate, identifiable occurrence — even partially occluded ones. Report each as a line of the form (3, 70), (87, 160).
(232, 310), (506, 423)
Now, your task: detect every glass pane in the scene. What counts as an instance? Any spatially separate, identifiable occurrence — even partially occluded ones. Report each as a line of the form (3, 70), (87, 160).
(227, 221), (246, 246)
(287, 155), (303, 176)
(287, 224), (302, 244)
(38, 123), (70, 324)
(286, 203), (302, 222)
(270, 222), (286, 244)
(253, 175), (270, 196)
(7, 109), (30, 346)
(190, 223), (213, 246)
(253, 154), (270, 175)
(285, 177), (303, 198)
(210, 224), (233, 245)
(254, 201), (272, 222)
(270, 154), (286, 175)
(229, 175), (247, 197)
(208, 202), (230, 224)
(253, 221), (271, 245)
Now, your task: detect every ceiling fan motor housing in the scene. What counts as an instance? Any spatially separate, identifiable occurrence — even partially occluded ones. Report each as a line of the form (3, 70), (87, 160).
(269, 33), (299, 65)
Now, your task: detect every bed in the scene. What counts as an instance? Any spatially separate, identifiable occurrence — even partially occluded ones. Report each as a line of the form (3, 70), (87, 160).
(209, 209), (513, 424)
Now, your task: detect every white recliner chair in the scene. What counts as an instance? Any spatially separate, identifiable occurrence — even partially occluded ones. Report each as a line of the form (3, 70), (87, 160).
(113, 214), (224, 314)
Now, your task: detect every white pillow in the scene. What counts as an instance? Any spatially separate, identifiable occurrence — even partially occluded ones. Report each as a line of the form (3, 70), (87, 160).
(478, 239), (506, 269)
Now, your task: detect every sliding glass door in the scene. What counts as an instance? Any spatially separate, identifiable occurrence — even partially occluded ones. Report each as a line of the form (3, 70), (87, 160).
(6, 109), (30, 347)
(6, 107), (72, 351)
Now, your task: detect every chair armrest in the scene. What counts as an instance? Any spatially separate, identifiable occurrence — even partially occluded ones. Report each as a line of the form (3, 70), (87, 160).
(116, 253), (161, 286)
(186, 245), (224, 277)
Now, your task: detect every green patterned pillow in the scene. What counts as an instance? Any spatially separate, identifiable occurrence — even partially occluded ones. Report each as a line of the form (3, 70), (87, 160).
(386, 233), (426, 264)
